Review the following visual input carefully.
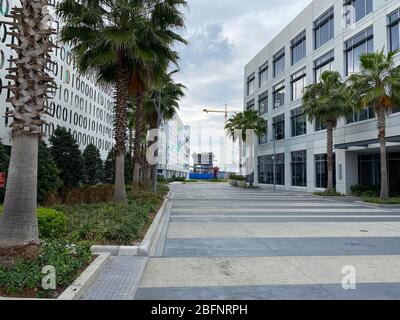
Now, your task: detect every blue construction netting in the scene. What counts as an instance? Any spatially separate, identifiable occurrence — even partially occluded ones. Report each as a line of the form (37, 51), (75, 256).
(189, 173), (215, 180)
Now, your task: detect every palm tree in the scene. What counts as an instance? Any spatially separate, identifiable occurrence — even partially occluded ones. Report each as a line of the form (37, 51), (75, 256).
(225, 111), (266, 177)
(302, 71), (351, 192)
(57, 0), (186, 204)
(130, 0), (187, 190)
(142, 71), (185, 189)
(347, 50), (400, 200)
(0, 0), (55, 252)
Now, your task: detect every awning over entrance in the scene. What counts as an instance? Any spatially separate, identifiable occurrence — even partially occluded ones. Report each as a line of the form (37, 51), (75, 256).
(335, 135), (400, 150)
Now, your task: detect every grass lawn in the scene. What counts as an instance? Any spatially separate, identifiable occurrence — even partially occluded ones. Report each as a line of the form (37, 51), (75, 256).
(0, 184), (169, 298)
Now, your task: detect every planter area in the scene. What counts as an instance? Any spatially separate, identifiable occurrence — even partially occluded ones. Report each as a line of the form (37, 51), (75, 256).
(0, 183), (169, 299)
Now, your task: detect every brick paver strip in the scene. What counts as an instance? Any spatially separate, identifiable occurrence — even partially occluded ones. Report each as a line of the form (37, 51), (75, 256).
(82, 256), (147, 300)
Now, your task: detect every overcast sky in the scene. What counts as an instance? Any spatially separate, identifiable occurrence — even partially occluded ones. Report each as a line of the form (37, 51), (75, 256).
(173, 0), (313, 164)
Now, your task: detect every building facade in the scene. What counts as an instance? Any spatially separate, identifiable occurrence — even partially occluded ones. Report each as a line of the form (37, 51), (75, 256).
(158, 114), (190, 179)
(244, 0), (400, 195)
(192, 152), (215, 173)
(0, 0), (115, 159)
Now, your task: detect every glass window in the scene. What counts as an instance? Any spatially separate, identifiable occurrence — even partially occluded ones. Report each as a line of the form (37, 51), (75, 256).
(315, 154), (336, 188)
(388, 10), (400, 52)
(347, 105), (375, 124)
(291, 150), (307, 187)
(344, 0), (373, 28)
(258, 91), (268, 115)
(273, 48), (285, 77)
(247, 99), (255, 111)
(358, 154), (381, 187)
(273, 81), (285, 109)
(258, 154), (285, 185)
(291, 108), (307, 137)
(345, 26), (374, 76)
(258, 122), (268, 145)
(314, 7), (334, 49)
(291, 68), (306, 101)
(259, 63), (268, 87)
(291, 31), (306, 65)
(247, 73), (255, 96)
(272, 114), (285, 141)
(314, 50), (334, 82)
(315, 118), (327, 131)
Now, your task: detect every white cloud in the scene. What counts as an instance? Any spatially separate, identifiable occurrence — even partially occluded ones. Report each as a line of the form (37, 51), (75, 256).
(174, 0), (312, 166)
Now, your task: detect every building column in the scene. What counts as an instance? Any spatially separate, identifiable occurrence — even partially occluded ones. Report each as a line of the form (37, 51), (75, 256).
(336, 149), (358, 195)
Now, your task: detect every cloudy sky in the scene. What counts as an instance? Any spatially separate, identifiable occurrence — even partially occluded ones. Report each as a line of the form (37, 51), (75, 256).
(173, 0), (312, 164)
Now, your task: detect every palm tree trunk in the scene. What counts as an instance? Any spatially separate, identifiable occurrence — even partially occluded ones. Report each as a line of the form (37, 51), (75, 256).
(0, 0), (54, 255)
(0, 135), (39, 248)
(377, 108), (389, 200)
(113, 63), (130, 205)
(132, 93), (144, 191)
(326, 121), (334, 192)
(144, 164), (152, 191)
(238, 138), (243, 176)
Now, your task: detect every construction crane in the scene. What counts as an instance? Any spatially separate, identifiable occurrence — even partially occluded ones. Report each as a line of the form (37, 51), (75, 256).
(203, 104), (238, 128)
(203, 105), (240, 173)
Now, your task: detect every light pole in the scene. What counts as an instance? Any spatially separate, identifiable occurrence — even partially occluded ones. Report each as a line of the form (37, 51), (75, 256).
(153, 90), (162, 193)
(272, 127), (277, 192)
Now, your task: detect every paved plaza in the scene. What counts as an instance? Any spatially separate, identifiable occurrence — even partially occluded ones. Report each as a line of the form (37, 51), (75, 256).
(84, 183), (400, 300)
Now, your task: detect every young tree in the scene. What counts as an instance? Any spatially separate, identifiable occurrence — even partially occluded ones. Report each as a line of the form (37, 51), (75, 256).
(37, 141), (63, 202)
(103, 148), (115, 185)
(82, 144), (103, 185)
(49, 127), (83, 188)
(347, 50), (400, 200)
(0, 0), (55, 251)
(302, 71), (352, 192)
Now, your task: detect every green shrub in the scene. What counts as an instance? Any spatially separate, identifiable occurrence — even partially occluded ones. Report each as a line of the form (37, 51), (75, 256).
(0, 207), (67, 239)
(361, 190), (377, 198)
(56, 202), (150, 245)
(37, 208), (67, 239)
(0, 239), (91, 298)
(350, 184), (379, 197)
(314, 191), (343, 197)
(363, 198), (400, 205)
(228, 174), (247, 181)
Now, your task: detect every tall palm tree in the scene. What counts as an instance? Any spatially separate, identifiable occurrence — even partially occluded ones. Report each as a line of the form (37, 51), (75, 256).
(302, 71), (351, 192)
(347, 50), (400, 199)
(130, 0), (187, 190)
(0, 0), (55, 252)
(142, 71), (185, 189)
(225, 111), (266, 176)
(57, 0), (186, 204)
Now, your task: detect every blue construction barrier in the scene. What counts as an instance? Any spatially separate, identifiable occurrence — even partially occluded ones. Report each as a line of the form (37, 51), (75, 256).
(189, 173), (215, 180)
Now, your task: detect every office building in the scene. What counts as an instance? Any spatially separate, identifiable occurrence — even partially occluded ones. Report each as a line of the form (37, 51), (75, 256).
(0, 0), (115, 159)
(158, 114), (190, 178)
(244, 0), (400, 195)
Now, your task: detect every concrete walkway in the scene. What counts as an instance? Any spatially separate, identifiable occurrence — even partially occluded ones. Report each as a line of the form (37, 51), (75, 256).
(134, 183), (400, 300)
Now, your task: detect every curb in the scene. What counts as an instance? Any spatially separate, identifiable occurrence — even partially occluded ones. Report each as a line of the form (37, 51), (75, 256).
(356, 201), (400, 209)
(57, 253), (111, 300)
(138, 190), (172, 256)
(90, 190), (172, 257)
(0, 253), (111, 301)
